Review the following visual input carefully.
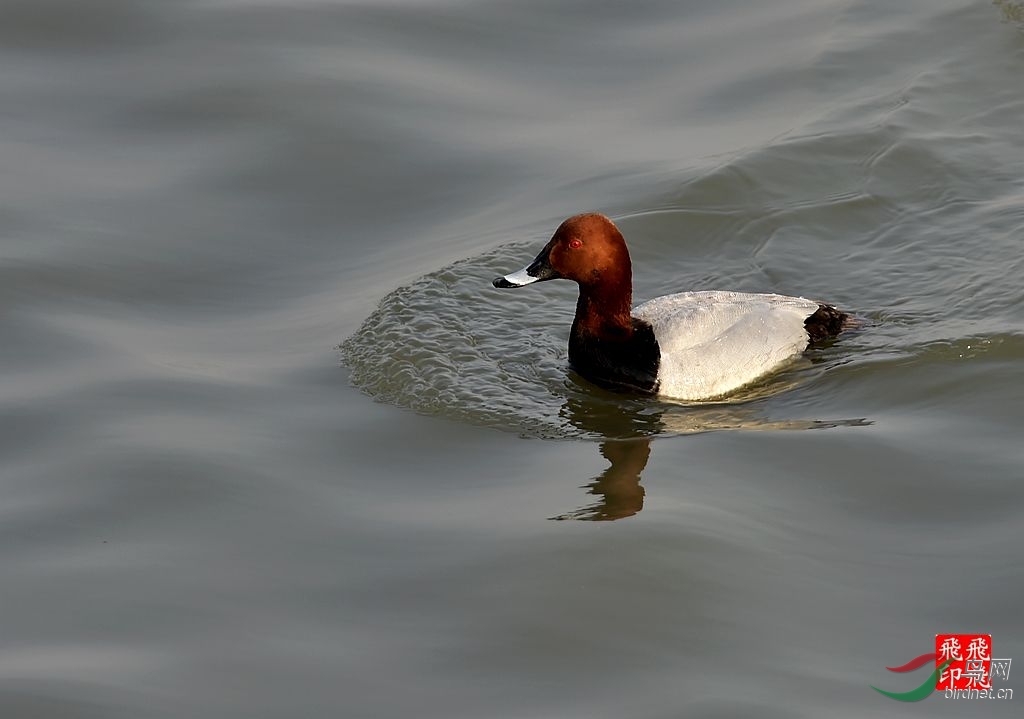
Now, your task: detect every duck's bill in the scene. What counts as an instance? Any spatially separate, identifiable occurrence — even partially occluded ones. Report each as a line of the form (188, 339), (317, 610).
(493, 266), (542, 288)
(492, 246), (559, 288)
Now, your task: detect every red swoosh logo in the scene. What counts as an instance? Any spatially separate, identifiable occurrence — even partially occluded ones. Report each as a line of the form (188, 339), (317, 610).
(886, 652), (937, 672)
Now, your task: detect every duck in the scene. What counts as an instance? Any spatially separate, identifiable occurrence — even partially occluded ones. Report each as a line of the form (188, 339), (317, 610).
(492, 213), (850, 400)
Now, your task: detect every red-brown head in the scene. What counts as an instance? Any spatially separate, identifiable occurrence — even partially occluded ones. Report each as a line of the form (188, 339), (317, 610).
(492, 213), (632, 293)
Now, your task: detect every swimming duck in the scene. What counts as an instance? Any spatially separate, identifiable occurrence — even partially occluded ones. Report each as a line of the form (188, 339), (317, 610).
(492, 213), (849, 400)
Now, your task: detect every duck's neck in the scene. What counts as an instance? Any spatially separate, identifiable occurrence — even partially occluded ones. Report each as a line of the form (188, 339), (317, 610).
(567, 279), (660, 395)
(572, 283), (634, 339)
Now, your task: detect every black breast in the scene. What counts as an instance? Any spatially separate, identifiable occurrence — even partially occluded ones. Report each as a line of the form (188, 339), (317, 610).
(568, 318), (660, 394)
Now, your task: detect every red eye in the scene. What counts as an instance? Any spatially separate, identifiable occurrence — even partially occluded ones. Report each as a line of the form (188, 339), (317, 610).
(569, 238), (583, 249)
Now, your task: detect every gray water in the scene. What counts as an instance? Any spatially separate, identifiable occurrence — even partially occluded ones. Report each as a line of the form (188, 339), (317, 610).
(2, 1), (1023, 717)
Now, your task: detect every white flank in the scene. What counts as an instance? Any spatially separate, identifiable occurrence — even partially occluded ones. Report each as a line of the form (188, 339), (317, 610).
(633, 291), (821, 400)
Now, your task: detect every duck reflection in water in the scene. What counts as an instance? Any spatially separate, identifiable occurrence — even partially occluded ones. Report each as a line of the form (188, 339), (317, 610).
(552, 389), (661, 521)
(552, 437), (651, 521)
(553, 381), (870, 521)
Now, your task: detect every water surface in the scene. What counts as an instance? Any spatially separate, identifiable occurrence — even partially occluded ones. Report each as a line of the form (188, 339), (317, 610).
(2, 1), (1023, 717)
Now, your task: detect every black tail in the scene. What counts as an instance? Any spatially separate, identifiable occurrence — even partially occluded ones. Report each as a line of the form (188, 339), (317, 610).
(804, 303), (851, 344)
